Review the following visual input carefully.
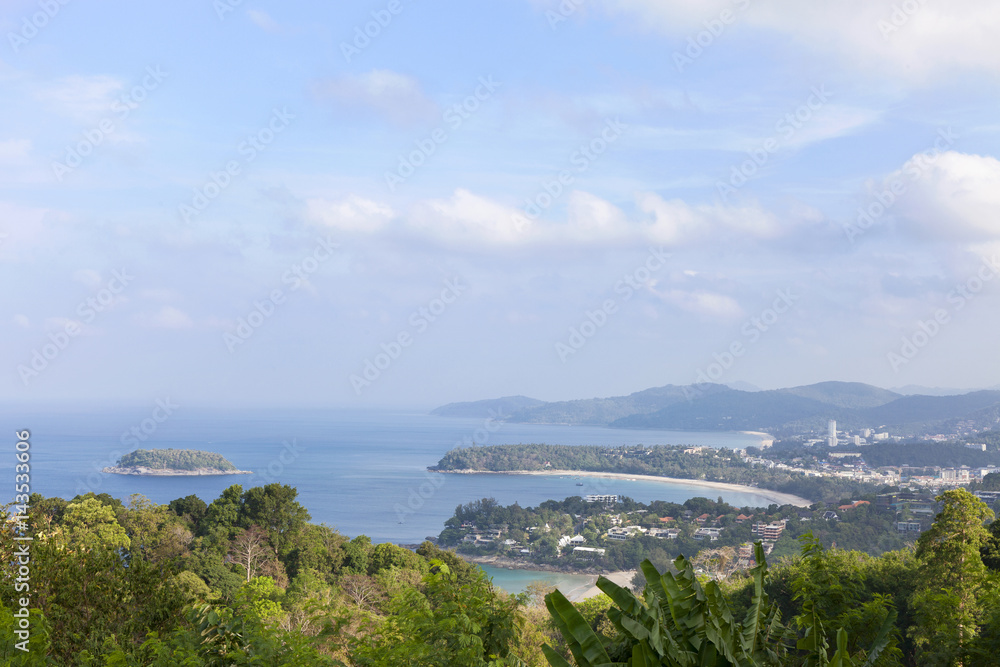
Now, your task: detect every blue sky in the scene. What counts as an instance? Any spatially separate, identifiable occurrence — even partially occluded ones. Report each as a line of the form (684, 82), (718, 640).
(3, 0), (1000, 408)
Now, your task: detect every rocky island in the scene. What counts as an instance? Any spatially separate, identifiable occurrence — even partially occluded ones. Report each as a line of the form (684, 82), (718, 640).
(102, 448), (252, 476)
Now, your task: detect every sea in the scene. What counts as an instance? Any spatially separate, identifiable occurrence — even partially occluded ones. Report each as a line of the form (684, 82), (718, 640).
(1, 406), (770, 593)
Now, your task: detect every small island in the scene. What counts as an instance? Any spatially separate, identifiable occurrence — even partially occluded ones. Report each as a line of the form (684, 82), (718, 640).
(102, 448), (252, 476)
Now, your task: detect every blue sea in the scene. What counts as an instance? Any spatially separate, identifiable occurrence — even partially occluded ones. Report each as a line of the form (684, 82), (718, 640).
(2, 407), (770, 588)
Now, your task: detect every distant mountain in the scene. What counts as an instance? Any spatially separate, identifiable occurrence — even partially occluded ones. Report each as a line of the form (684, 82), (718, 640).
(889, 385), (974, 396)
(610, 390), (836, 431)
(430, 395), (545, 419)
(507, 383), (732, 425)
(432, 381), (1000, 434)
(775, 382), (900, 409)
(859, 391), (1000, 426)
(725, 381), (762, 392)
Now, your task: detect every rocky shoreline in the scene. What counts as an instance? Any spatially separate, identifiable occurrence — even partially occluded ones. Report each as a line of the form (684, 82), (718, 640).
(102, 465), (253, 476)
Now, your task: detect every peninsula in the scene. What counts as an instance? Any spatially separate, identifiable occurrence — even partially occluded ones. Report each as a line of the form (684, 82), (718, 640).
(102, 448), (252, 476)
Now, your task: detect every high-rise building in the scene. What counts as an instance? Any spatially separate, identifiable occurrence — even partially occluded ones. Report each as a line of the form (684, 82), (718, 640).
(827, 420), (838, 447)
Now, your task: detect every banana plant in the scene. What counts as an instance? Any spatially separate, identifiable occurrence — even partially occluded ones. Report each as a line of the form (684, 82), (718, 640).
(543, 543), (789, 666)
(543, 542), (897, 667)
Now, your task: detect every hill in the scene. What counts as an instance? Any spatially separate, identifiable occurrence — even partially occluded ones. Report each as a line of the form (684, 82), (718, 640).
(103, 448), (251, 476)
(507, 383), (732, 425)
(430, 395), (545, 418)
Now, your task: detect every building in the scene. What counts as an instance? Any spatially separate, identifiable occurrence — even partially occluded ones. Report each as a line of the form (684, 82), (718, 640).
(649, 528), (680, 539)
(572, 547), (605, 556)
(694, 528), (723, 541)
(837, 500), (870, 511)
(827, 420), (838, 447)
(584, 494), (619, 504)
(607, 526), (646, 541)
(760, 523), (784, 542)
(897, 522), (922, 533)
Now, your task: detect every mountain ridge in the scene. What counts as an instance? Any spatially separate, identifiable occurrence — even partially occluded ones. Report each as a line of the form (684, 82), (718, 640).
(431, 381), (1000, 434)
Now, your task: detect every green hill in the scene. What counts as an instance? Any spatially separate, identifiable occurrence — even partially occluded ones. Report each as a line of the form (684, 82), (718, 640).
(116, 448), (240, 472)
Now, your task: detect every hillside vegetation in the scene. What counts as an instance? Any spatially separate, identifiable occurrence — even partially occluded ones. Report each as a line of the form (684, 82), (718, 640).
(116, 448), (240, 471)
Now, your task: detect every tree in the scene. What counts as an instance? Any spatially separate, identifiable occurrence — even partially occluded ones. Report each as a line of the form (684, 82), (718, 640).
(168, 493), (208, 526)
(240, 483), (310, 555)
(200, 484), (243, 539)
(910, 488), (995, 667)
(230, 525), (272, 582)
(62, 497), (130, 551)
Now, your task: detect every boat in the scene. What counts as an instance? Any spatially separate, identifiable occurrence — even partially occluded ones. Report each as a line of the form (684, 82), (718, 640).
(576, 482), (584, 486)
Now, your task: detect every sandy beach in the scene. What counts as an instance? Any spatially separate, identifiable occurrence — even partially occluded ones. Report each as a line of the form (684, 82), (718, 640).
(438, 468), (810, 507)
(741, 431), (775, 447)
(564, 570), (636, 602)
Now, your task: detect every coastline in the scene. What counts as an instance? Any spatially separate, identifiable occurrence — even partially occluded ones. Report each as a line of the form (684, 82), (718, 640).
(741, 430), (775, 447)
(102, 466), (253, 476)
(433, 468), (810, 507)
(465, 554), (633, 602)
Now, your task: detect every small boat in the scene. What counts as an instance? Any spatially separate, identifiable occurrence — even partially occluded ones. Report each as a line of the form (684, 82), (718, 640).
(576, 482), (584, 486)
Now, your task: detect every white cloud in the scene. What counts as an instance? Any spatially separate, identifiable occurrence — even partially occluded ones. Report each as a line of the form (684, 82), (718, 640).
(137, 306), (194, 330)
(637, 193), (783, 245)
(35, 74), (123, 124)
(589, 0), (1000, 83)
(656, 288), (744, 320)
(73, 269), (103, 288)
(564, 191), (632, 241)
(12, 314), (29, 328)
(408, 189), (532, 246)
(247, 9), (280, 32)
(313, 70), (438, 125)
(307, 195), (394, 232)
(892, 151), (1000, 242)
(0, 139), (30, 163)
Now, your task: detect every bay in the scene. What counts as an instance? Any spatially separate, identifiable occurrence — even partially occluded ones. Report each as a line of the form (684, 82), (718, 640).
(0, 407), (772, 545)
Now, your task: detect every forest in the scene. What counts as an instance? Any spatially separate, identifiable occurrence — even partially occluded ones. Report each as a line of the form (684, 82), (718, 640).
(111, 448), (242, 472)
(3, 484), (1000, 665)
(434, 443), (877, 503)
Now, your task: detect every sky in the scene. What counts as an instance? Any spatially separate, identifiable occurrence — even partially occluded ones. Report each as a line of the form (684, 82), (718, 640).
(2, 0), (1000, 409)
